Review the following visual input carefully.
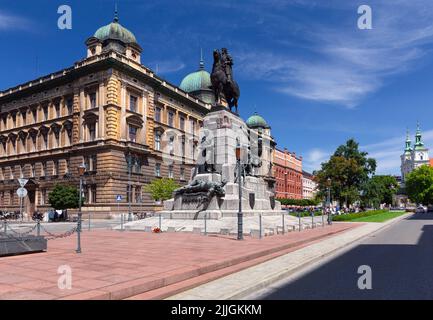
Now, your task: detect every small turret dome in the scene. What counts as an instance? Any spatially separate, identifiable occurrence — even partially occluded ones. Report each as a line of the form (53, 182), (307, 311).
(179, 55), (214, 104)
(94, 11), (137, 45)
(246, 112), (270, 129)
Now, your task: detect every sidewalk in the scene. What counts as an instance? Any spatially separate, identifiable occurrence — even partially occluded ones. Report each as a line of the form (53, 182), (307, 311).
(0, 223), (357, 300)
(166, 213), (412, 300)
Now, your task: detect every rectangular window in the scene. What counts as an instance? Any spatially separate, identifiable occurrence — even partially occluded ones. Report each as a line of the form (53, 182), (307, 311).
(10, 190), (14, 205)
(89, 92), (97, 108)
(180, 168), (185, 181)
(155, 163), (161, 177)
(55, 102), (60, 118)
(12, 113), (16, 127)
(130, 95), (137, 112)
(168, 111), (174, 127)
(168, 165), (174, 179)
(31, 164), (35, 177)
(53, 160), (59, 176)
(190, 119), (196, 134)
(129, 126), (137, 143)
(9, 167), (14, 180)
(43, 106), (48, 121)
(84, 155), (97, 172)
(88, 123), (96, 141)
(154, 132), (161, 151)
(32, 109), (37, 123)
(135, 186), (142, 203)
(169, 136), (174, 155)
(91, 185), (97, 204)
(66, 98), (73, 115)
(155, 107), (161, 122)
(180, 117), (185, 131)
(40, 189), (46, 205)
(21, 111), (27, 125)
(42, 162), (47, 176)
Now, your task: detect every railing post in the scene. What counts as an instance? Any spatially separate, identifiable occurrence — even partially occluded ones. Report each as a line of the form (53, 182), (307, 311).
(259, 214), (262, 239)
(282, 213), (285, 235)
(298, 212), (301, 232)
(204, 213), (207, 236)
(120, 213), (124, 231)
(37, 220), (41, 237)
(3, 220), (6, 234)
(159, 213), (162, 230)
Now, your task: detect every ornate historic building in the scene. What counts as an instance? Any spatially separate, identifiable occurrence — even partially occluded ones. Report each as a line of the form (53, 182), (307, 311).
(302, 170), (317, 200)
(0, 13), (213, 217)
(400, 124), (430, 183)
(269, 127), (303, 200)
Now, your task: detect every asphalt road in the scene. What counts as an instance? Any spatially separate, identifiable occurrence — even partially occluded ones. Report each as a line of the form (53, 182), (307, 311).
(250, 213), (433, 300)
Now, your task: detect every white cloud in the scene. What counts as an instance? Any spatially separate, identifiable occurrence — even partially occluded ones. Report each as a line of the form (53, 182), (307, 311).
(303, 148), (330, 173)
(148, 60), (185, 74)
(235, 1), (433, 107)
(0, 11), (31, 31)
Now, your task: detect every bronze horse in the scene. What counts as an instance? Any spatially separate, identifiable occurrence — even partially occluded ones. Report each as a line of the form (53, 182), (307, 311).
(211, 50), (240, 113)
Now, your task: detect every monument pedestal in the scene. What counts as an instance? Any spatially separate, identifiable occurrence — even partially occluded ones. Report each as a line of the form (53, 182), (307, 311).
(161, 107), (284, 220)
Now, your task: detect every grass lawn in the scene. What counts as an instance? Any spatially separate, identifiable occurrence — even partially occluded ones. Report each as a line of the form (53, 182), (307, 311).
(336, 210), (406, 223)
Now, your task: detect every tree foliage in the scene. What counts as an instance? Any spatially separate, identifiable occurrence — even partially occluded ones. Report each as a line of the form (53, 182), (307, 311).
(48, 184), (81, 210)
(314, 139), (376, 206)
(405, 165), (433, 205)
(361, 175), (399, 208)
(144, 178), (180, 202)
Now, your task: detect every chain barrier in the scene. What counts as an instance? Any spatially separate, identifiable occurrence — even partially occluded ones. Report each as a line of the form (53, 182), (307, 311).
(5, 223), (38, 237)
(39, 224), (77, 240)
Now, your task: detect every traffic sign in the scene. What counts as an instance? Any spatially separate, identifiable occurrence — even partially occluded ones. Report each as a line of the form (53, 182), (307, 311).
(17, 187), (28, 198)
(18, 178), (28, 187)
(116, 195), (122, 202)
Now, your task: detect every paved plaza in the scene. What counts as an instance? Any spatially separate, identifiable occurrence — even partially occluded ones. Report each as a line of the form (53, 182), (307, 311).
(0, 223), (357, 300)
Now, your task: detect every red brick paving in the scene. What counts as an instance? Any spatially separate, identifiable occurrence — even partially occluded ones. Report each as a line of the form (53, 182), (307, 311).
(0, 223), (360, 300)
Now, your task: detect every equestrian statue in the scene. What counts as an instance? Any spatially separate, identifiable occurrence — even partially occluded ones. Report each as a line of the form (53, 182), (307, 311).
(211, 48), (240, 113)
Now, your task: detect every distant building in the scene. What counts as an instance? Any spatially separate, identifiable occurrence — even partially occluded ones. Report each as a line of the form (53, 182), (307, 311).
(401, 124), (430, 183)
(273, 147), (303, 199)
(302, 170), (317, 200)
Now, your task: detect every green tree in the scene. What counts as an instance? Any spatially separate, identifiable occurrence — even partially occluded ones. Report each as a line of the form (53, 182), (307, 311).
(48, 184), (81, 212)
(314, 139), (376, 206)
(405, 165), (433, 205)
(144, 178), (180, 202)
(361, 175), (399, 208)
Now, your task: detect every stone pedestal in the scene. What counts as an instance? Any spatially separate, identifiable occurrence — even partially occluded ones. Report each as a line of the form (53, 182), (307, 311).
(0, 233), (47, 257)
(160, 107), (284, 220)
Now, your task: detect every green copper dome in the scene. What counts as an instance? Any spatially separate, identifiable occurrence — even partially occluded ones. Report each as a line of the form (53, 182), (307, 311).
(246, 112), (270, 129)
(180, 69), (211, 93)
(94, 16), (137, 44)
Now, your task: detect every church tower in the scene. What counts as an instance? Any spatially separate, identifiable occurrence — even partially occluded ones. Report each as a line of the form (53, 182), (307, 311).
(401, 130), (413, 183)
(412, 123), (429, 168)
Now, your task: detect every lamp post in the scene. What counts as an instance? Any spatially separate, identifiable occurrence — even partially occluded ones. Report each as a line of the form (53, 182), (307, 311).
(126, 153), (133, 222)
(76, 163), (86, 254)
(236, 140), (243, 240)
(326, 177), (332, 225)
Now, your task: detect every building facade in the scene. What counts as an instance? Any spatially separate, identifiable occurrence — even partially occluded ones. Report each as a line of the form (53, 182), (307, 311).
(272, 147), (303, 199)
(302, 171), (317, 200)
(0, 14), (212, 217)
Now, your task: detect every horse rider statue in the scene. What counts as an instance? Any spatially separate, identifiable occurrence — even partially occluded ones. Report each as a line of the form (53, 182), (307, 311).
(211, 48), (240, 113)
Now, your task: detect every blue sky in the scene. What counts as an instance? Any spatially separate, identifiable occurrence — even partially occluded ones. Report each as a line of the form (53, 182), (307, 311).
(2, 0), (433, 175)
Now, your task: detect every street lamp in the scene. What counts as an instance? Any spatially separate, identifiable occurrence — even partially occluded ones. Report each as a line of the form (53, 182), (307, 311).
(76, 163), (86, 254)
(326, 177), (332, 225)
(126, 153), (134, 222)
(236, 140), (243, 240)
